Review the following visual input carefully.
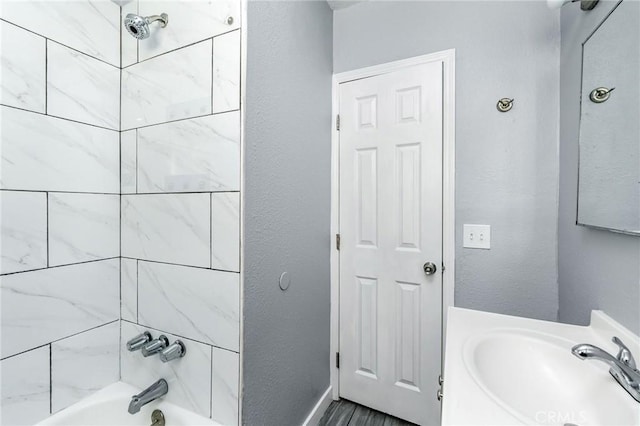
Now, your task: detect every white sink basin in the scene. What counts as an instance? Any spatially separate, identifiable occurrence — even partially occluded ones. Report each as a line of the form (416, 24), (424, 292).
(463, 329), (637, 426)
(442, 308), (640, 426)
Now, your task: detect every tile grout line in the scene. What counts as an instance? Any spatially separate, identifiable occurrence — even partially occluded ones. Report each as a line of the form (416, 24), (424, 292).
(49, 344), (52, 414)
(47, 37), (121, 71)
(210, 346), (214, 419)
(120, 256), (240, 274)
(122, 28), (239, 70)
(46, 192), (50, 267)
(215, 36), (218, 115)
(0, 319), (119, 360)
(0, 189), (120, 196)
(135, 129), (138, 194)
(210, 193), (213, 269)
(1, 103), (120, 132)
(118, 318), (122, 380)
(2, 100), (239, 133)
(136, 260), (139, 324)
(44, 40), (48, 114)
(0, 343), (49, 362)
(120, 108), (240, 132)
(0, 257), (120, 277)
(119, 4), (123, 70)
(119, 3), (124, 381)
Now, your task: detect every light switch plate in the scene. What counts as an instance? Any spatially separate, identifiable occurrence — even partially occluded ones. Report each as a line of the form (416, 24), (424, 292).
(463, 224), (491, 249)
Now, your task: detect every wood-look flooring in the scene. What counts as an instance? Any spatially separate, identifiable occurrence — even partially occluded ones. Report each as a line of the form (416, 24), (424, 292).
(318, 399), (417, 426)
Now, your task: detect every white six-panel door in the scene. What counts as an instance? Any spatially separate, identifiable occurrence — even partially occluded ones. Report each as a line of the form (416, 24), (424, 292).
(338, 61), (443, 425)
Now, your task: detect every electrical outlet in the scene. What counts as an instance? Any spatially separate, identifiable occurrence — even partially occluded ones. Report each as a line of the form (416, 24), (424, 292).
(463, 224), (491, 249)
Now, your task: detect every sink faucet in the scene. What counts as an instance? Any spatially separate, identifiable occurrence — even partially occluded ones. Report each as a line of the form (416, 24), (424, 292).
(128, 379), (169, 414)
(572, 336), (640, 402)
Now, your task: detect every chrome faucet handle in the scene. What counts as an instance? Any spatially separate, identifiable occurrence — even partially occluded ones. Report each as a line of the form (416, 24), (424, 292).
(612, 336), (637, 370)
(159, 340), (186, 363)
(127, 331), (152, 352)
(141, 335), (169, 357)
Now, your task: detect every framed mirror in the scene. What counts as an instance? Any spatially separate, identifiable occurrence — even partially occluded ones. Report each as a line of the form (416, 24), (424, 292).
(577, 0), (640, 235)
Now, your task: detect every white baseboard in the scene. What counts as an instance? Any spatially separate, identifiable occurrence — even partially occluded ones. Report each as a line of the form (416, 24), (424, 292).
(301, 386), (333, 426)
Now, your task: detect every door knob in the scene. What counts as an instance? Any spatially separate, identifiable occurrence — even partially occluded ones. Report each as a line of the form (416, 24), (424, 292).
(423, 262), (437, 275)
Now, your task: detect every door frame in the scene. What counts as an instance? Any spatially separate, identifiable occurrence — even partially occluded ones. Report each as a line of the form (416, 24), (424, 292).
(330, 50), (456, 400)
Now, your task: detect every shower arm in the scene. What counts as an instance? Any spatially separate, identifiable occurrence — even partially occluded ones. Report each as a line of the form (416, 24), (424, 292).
(145, 14), (168, 28)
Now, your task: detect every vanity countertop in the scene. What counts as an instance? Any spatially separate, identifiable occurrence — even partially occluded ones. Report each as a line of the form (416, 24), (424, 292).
(441, 307), (640, 426)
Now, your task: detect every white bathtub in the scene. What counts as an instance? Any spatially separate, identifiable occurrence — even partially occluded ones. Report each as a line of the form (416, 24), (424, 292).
(38, 382), (219, 426)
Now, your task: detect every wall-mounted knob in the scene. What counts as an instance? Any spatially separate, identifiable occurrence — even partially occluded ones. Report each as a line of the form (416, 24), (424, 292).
(127, 331), (152, 352)
(141, 335), (169, 357)
(496, 98), (514, 112)
(159, 340), (186, 363)
(589, 86), (614, 103)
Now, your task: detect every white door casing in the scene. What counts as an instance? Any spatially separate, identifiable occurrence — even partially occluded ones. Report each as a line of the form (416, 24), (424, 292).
(337, 61), (444, 425)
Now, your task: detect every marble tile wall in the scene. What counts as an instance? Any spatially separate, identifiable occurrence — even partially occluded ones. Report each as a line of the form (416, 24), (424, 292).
(51, 321), (120, 413)
(137, 261), (240, 351)
(0, 1), (120, 67)
(121, 40), (213, 130)
(121, 193), (212, 267)
(1, 1), (242, 424)
(47, 41), (120, 129)
(0, 2), (121, 424)
(1, 259), (120, 359)
(0, 20), (46, 112)
(136, 112), (240, 193)
(0, 106), (119, 193)
(119, 1), (241, 424)
(48, 193), (120, 266)
(137, 0), (240, 61)
(0, 346), (51, 426)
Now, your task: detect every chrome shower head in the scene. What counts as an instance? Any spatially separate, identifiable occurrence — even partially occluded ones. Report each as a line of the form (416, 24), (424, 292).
(124, 13), (168, 40)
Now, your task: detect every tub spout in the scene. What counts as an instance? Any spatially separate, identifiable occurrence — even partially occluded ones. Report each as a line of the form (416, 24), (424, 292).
(128, 379), (168, 414)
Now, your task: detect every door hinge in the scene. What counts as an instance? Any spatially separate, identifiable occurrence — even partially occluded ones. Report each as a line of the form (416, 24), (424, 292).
(336, 114), (340, 131)
(442, 262), (446, 273)
(336, 233), (341, 250)
(336, 352), (340, 369)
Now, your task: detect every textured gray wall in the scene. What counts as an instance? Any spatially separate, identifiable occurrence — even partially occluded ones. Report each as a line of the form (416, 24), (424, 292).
(558, 0), (640, 334)
(243, 1), (333, 425)
(334, 1), (561, 320)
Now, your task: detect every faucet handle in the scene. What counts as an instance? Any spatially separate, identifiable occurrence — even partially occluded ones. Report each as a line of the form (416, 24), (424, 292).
(127, 331), (152, 352)
(612, 336), (637, 370)
(141, 335), (170, 357)
(159, 340), (186, 363)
